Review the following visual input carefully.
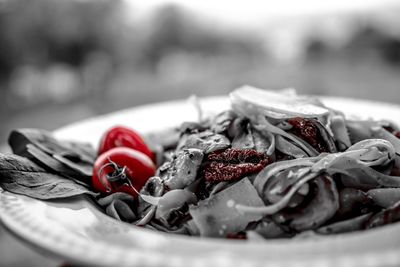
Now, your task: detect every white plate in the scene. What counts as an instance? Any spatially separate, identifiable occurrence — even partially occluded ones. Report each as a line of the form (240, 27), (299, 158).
(1, 96), (400, 267)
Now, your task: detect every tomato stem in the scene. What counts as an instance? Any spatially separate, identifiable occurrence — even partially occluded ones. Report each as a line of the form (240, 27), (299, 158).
(107, 166), (127, 182)
(98, 157), (141, 194)
(98, 158), (127, 192)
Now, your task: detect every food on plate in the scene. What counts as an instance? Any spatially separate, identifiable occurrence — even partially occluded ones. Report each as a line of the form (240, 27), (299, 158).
(98, 125), (156, 163)
(92, 147), (156, 197)
(2, 85), (400, 240)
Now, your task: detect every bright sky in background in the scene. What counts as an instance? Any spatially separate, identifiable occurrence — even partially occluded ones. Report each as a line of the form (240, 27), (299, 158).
(126, 0), (400, 27)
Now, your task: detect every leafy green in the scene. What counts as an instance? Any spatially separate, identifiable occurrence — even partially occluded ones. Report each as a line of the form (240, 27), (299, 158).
(189, 177), (264, 237)
(0, 153), (96, 199)
(8, 128), (95, 183)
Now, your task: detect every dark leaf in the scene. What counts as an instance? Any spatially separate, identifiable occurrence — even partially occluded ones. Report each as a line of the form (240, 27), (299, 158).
(97, 192), (134, 206)
(189, 178), (265, 237)
(10, 129), (96, 161)
(335, 188), (374, 219)
(60, 140), (96, 163)
(26, 144), (78, 178)
(97, 192), (137, 222)
(138, 176), (164, 214)
(252, 219), (292, 239)
(8, 129), (94, 181)
(316, 213), (372, 235)
(273, 175), (339, 231)
(53, 154), (92, 177)
(26, 144), (90, 188)
(105, 199), (137, 222)
(9, 129), (55, 157)
(0, 153), (96, 199)
(366, 201), (400, 229)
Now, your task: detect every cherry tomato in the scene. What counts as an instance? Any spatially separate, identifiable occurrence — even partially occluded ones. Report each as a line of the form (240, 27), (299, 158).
(98, 126), (155, 162)
(92, 147), (156, 197)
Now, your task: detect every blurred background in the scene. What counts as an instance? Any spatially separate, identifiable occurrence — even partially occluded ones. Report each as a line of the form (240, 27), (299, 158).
(1, 0), (400, 265)
(1, 0), (400, 143)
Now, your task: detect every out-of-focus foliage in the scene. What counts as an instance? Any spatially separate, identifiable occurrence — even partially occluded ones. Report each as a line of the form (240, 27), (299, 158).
(306, 26), (400, 65)
(143, 5), (261, 66)
(1, 0), (400, 144)
(0, 0), (120, 78)
(0, 0), (264, 109)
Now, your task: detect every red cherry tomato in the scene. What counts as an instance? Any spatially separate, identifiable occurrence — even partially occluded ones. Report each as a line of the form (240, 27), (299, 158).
(98, 126), (155, 163)
(92, 147), (156, 197)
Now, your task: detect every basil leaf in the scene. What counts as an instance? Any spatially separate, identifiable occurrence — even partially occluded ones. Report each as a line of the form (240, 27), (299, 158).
(53, 153), (92, 177)
(26, 144), (79, 178)
(9, 129), (96, 161)
(0, 153), (97, 199)
(8, 129), (95, 181)
(26, 144), (91, 188)
(96, 192), (137, 222)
